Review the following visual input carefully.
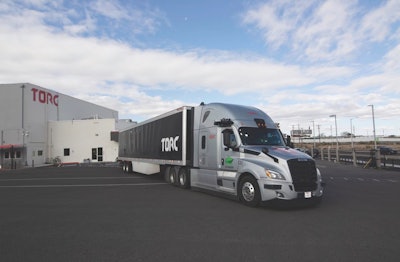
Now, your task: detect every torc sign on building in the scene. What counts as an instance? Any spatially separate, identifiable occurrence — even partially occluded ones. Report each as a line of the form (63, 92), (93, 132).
(31, 88), (59, 106)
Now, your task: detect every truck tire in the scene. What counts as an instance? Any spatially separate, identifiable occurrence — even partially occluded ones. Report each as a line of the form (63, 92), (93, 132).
(177, 167), (190, 189)
(238, 176), (261, 207)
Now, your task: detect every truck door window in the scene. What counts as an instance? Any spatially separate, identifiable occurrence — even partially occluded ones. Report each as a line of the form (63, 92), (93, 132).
(222, 129), (237, 148)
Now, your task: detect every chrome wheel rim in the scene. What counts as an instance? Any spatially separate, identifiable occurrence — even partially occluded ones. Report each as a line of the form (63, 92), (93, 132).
(242, 182), (255, 202)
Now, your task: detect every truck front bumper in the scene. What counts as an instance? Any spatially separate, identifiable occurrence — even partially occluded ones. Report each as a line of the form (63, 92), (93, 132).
(259, 179), (324, 201)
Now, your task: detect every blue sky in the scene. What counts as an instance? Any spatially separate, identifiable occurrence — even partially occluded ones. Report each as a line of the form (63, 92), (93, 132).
(0, 0), (399, 137)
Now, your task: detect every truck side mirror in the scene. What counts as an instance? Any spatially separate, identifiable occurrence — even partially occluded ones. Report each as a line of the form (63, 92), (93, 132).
(286, 135), (294, 148)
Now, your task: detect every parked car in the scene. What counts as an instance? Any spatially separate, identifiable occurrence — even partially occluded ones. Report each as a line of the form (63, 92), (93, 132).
(378, 146), (397, 155)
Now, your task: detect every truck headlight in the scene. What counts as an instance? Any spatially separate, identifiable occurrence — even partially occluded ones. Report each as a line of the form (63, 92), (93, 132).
(265, 169), (286, 180)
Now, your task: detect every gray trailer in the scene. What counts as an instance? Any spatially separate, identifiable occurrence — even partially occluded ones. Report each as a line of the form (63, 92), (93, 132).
(118, 103), (324, 206)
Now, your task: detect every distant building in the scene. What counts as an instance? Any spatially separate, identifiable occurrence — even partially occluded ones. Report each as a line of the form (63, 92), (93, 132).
(0, 83), (121, 169)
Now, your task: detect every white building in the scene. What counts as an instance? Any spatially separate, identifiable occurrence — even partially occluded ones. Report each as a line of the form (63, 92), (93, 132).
(0, 83), (121, 169)
(48, 119), (119, 164)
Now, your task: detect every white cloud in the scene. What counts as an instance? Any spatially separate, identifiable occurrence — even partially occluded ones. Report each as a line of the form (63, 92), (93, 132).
(0, 0), (399, 136)
(0, 13), (323, 96)
(359, 0), (400, 42)
(242, 0), (400, 63)
(88, 0), (167, 35)
(91, 0), (130, 20)
(383, 43), (400, 73)
(243, 0), (359, 61)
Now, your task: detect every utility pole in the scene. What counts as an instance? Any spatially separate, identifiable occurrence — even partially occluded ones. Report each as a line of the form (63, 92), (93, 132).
(368, 104), (377, 150)
(350, 118), (356, 166)
(330, 115), (339, 162)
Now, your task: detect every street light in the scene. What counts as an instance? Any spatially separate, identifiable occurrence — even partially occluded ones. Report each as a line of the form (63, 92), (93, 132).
(368, 104), (377, 150)
(311, 120), (316, 156)
(350, 118), (355, 149)
(350, 118), (356, 166)
(329, 114), (339, 162)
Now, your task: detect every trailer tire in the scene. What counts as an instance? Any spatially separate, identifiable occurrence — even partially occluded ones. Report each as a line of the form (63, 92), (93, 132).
(238, 175), (261, 207)
(123, 162), (131, 173)
(164, 166), (171, 183)
(124, 161), (133, 174)
(168, 166), (178, 186)
(177, 167), (190, 189)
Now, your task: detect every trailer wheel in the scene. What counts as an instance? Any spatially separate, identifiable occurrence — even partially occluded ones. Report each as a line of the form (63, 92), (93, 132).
(124, 161), (132, 174)
(177, 168), (190, 189)
(238, 176), (261, 207)
(123, 162), (129, 173)
(127, 162), (133, 173)
(168, 167), (177, 185)
(164, 166), (171, 183)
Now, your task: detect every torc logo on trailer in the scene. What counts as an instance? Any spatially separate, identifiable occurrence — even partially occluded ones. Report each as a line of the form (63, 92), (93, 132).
(31, 88), (59, 107)
(161, 136), (180, 152)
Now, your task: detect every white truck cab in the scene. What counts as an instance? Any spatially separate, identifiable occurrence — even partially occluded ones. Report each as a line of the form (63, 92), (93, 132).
(190, 103), (324, 206)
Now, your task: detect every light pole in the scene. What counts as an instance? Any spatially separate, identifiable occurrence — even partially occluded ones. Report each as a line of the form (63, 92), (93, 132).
(368, 104), (381, 168)
(368, 104), (377, 150)
(350, 118), (356, 166)
(311, 120), (315, 157)
(330, 115), (339, 162)
(350, 118), (355, 149)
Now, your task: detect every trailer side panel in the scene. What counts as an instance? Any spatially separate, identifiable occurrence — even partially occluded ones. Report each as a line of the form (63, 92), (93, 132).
(119, 108), (192, 165)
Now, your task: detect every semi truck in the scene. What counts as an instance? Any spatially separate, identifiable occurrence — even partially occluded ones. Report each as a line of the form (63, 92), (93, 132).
(118, 102), (324, 206)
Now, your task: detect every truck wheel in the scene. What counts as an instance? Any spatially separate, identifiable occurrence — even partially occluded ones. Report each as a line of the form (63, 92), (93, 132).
(238, 176), (261, 207)
(177, 168), (190, 189)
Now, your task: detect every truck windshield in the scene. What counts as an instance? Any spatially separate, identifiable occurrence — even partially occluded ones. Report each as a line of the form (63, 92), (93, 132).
(238, 127), (285, 146)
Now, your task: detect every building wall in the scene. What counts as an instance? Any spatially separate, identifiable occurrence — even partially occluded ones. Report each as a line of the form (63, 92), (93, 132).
(48, 119), (118, 163)
(0, 83), (119, 168)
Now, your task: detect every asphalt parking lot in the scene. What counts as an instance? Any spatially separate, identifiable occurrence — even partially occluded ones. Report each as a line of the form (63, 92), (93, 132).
(0, 161), (399, 262)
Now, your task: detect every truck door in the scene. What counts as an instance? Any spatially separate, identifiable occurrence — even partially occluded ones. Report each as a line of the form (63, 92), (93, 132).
(220, 129), (239, 171)
(197, 128), (219, 187)
(217, 128), (240, 193)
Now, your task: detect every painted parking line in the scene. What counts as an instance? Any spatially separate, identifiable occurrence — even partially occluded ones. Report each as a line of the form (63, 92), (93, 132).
(0, 182), (168, 188)
(327, 177), (398, 183)
(0, 176), (144, 182)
